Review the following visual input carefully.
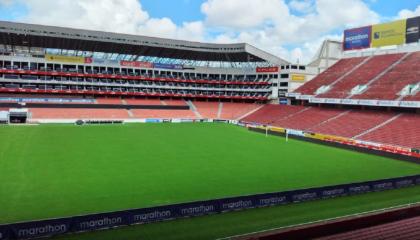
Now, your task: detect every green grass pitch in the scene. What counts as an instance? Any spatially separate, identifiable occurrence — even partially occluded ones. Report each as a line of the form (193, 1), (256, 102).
(0, 123), (419, 231)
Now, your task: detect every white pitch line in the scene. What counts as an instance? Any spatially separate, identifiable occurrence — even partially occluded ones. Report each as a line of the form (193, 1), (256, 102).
(215, 201), (420, 240)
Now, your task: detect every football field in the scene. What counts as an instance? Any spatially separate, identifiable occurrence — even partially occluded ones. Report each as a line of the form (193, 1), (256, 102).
(1, 123), (419, 230)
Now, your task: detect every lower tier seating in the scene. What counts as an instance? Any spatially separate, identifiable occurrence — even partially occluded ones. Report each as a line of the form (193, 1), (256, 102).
(130, 109), (196, 119)
(308, 110), (395, 138)
(193, 102), (220, 119)
(317, 216), (420, 240)
(271, 107), (343, 130)
(96, 98), (124, 104)
(161, 100), (187, 106)
(220, 103), (262, 120)
(240, 104), (420, 148)
(124, 99), (163, 105)
(241, 104), (306, 124)
(30, 108), (130, 119)
(359, 113), (420, 148)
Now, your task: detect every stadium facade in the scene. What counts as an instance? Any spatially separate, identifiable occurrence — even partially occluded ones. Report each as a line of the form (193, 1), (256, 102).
(0, 20), (317, 102)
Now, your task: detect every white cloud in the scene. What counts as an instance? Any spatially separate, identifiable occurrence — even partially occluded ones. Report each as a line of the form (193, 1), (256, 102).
(397, 5), (420, 19)
(0, 0), (14, 6)
(289, 0), (314, 14)
(3, 0), (387, 64)
(201, 0), (290, 29)
(201, 0), (378, 63)
(16, 0), (203, 41)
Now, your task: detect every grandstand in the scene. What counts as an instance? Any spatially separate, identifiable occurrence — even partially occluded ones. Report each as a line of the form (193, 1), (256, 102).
(0, 15), (419, 240)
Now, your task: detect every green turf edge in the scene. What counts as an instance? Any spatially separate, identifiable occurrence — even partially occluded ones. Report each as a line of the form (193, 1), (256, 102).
(3, 123), (420, 224)
(52, 185), (420, 240)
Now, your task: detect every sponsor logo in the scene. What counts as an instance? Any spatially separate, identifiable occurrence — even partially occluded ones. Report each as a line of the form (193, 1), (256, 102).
(344, 26), (371, 50)
(181, 205), (215, 215)
(345, 33), (369, 42)
(133, 210), (171, 222)
(291, 74), (305, 82)
(79, 217), (122, 230)
(256, 67), (279, 73)
(373, 182), (393, 190)
(310, 98), (325, 103)
(371, 20), (406, 47)
(349, 185), (370, 193)
(17, 224), (67, 238)
(322, 188), (345, 197)
(153, 63), (183, 70)
(259, 196), (287, 206)
(292, 192), (317, 202)
(84, 57), (93, 64)
(298, 95), (312, 100)
(222, 200), (253, 210)
(341, 99), (357, 104)
(325, 98), (341, 104)
(407, 26), (419, 35)
(287, 129), (305, 137)
(120, 60), (153, 68)
(400, 101), (420, 108)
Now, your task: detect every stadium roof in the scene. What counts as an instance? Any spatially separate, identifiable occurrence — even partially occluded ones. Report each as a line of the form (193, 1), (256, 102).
(0, 21), (289, 65)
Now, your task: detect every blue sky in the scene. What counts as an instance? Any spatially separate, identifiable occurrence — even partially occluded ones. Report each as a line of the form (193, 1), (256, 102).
(0, 0), (419, 63)
(133, 0), (420, 25)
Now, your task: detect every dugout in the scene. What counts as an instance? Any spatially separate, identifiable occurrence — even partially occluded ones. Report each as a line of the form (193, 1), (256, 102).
(8, 108), (28, 123)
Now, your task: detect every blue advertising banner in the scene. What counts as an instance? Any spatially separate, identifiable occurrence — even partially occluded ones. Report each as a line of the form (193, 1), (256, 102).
(153, 63), (183, 70)
(0, 225), (9, 240)
(343, 26), (372, 50)
(71, 211), (129, 232)
(10, 218), (72, 239)
(1, 174), (419, 239)
(406, 16), (420, 44)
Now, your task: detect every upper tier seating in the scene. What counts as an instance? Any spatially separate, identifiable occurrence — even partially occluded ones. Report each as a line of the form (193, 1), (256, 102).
(403, 92), (420, 101)
(293, 52), (420, 101)
(318, 53), (404, 98)
(353, 52), (420, 100)
(294, 57), (367, 95)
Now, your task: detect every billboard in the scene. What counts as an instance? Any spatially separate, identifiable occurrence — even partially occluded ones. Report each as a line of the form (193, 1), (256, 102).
(1, 174), (419, 239)
(256, 66), (279, 73)
(406, 16), (420, 44)
(153, 63), (183, 70)
(120, 60), (153, 68)
(291, 74), (306, 82)
(343, 26), (372, 50)
(45, 54), (86, 64)
(371, 20), (406, 47)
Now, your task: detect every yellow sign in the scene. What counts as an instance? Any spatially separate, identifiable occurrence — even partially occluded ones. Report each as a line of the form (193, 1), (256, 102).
(371, 20), (406, 47)
(291, 74), (306, 82)
(45, 54), (85, 64)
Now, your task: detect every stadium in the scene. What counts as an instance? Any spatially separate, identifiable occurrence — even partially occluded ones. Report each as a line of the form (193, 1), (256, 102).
(0, 8), (419, 240)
